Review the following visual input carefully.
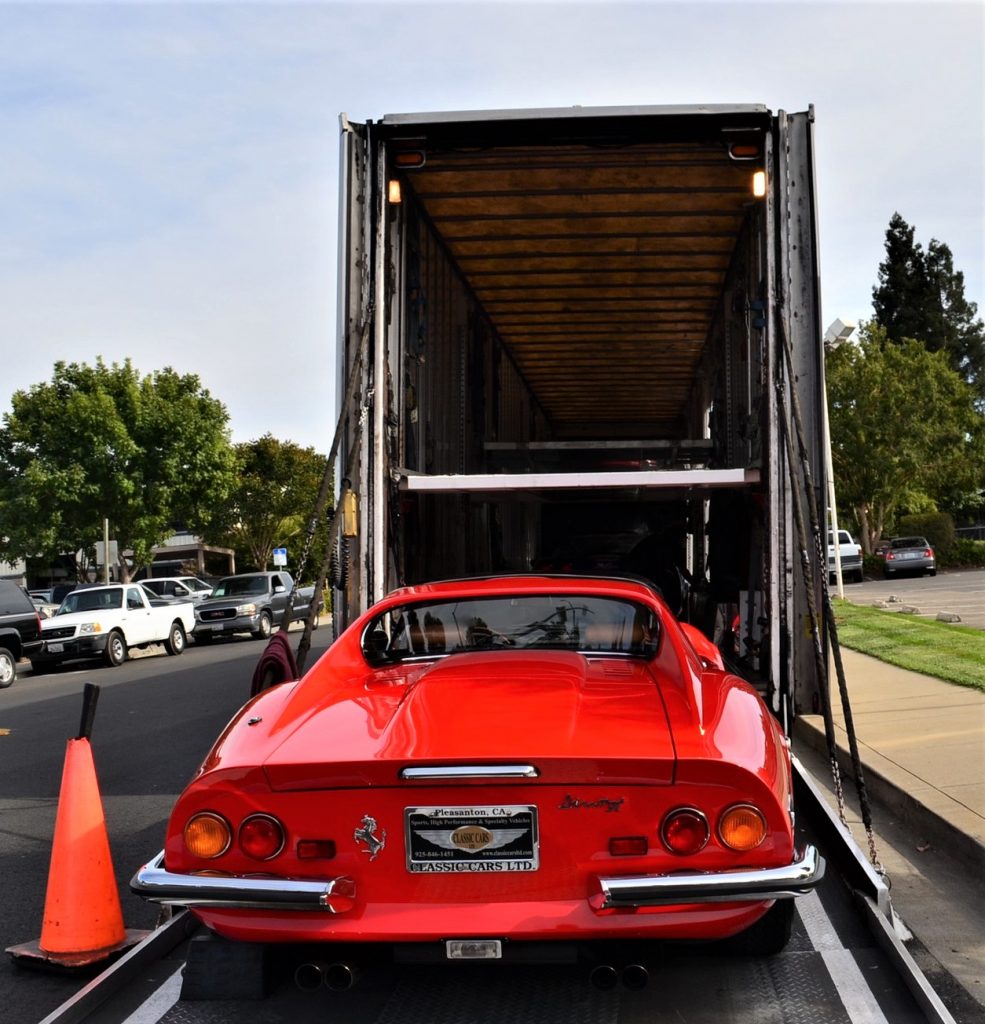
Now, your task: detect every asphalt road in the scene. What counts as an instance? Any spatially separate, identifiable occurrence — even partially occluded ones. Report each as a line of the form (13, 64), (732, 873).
(0, 626), (335, 1024)
(832, 566), (985, 631)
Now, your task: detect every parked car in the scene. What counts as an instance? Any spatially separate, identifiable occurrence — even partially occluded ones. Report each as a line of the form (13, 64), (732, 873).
(33, 583), (196, 672)
(193, 571), (318, 642)
(883, 536), (936, 578)
(142, 576), (214, 603)
(133, 575), (824, 965)
(29, 593), (59, 619)
(0, 582), (43, 687)
(827, 529), (863, 583)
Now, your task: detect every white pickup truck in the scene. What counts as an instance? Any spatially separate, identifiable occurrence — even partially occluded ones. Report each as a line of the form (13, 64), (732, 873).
(827, 529), (864, 583)
(32, 583), (196, 673)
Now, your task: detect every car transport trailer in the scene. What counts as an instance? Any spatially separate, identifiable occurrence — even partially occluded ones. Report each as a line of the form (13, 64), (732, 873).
(29, 105), (960, 1024)
(37, 767), (954, 1024)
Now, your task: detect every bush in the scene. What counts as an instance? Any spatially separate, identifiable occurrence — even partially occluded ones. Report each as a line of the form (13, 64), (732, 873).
(898, 512), (956, 557)
(862, 553), (884, 577)
(944, 538), (985, 569)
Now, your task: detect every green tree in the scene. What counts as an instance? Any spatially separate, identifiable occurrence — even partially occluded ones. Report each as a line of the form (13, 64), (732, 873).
(873, 213), (985, 401)
(203, 435), (329, 577)
(0, 359), (238, 581)
(826, 324), (985, 552)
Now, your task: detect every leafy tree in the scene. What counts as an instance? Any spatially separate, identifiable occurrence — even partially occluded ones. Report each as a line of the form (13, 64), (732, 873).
(0, 359), (238, 581)
(203, 435), (330, 577)
(826, 324), (985, 553)
(873, 213), (985, 401)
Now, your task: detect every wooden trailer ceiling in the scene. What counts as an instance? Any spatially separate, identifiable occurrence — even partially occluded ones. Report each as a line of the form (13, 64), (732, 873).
(401, 142), (759, 438)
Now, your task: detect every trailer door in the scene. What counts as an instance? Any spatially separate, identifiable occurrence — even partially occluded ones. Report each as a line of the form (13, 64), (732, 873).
(335, 115), (376, 630)
(772, 107), (826, 722)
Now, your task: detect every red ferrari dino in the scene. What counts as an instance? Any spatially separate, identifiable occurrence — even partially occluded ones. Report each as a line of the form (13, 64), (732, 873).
(133, 575), (822, 961)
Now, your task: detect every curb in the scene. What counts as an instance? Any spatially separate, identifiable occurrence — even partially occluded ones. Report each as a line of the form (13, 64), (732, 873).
(793, 716), (985, 877)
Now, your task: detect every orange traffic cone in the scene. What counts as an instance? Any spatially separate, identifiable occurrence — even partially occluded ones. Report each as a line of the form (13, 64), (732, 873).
(7, 685), (148, 969)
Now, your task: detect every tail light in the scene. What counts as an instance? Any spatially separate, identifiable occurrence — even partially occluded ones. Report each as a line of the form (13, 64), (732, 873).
(239, 814), (285, 860)
(718, 804), (768, 851)
(886, 552), (895, 561)
(925, 548), (934, 557)
(183, 812), (232, 858)
(661, 808), (710, 855)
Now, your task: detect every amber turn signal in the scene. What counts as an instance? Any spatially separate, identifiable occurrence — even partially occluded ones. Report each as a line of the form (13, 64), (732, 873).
(718, 804), (767, 851)
(183, 812), (232, 859)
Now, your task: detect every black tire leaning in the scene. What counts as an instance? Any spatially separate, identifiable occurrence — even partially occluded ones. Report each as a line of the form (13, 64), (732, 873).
(104, 630), (128, 667)
(0, 647), (16, 688)
(164, 621), (186, 656)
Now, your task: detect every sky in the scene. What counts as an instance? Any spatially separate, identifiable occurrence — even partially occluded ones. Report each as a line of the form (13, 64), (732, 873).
(1, 0), (982, 452)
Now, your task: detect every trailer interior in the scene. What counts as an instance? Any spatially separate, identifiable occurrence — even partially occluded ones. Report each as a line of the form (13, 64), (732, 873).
(339, 106), (824, 697)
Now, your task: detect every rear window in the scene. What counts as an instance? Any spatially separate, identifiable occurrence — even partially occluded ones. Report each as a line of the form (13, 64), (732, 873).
(890, 537), (927, 549)
(362, 593), (660, 665)
(0, 582), (34, 617)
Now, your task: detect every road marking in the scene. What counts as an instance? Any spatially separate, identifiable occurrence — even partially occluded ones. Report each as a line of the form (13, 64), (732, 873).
(122, 964), (182, 1024)
(799, 890), (890, 1023)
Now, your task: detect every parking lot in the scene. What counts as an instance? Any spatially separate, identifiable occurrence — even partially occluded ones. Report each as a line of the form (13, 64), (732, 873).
(833, 566), (985, 631)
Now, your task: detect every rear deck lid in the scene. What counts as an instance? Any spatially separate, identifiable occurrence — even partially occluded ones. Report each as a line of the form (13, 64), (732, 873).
(263, 651), (676, 790)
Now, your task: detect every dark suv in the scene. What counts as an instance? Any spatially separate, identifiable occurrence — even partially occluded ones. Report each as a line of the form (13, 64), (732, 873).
(0, 581), (43, 687)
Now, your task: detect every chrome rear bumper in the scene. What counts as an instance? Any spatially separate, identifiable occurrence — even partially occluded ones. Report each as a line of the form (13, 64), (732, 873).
(594, 845), (824, 909)
(131, 852), (355, 912)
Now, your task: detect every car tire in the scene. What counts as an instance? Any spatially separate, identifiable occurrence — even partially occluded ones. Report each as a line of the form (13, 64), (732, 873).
(164, 621), (186, 656)
(195, 632), (213, 644)
(30, 660), (50, 676)
(728, 899), (794, 956)
(104, 630), (128, 667)
(253, 612), (273, 641)
(928, 568), (937, 577)
(0, 647), (16, 688)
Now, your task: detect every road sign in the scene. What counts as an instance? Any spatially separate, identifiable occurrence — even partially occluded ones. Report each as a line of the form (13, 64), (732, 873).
(272, 547), (288, 567)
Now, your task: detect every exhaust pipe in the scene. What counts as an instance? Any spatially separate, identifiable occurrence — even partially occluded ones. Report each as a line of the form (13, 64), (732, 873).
(324, 961), (359, 992)
(621, 963), (649, 990)
(589, 964), (619, 991)
(294, 962), (326, 991)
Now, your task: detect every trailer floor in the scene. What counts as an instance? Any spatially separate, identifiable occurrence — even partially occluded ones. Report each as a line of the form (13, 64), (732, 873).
(89, 866), (938, 1024)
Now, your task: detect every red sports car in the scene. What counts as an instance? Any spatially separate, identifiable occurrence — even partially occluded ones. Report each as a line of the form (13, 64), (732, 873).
(133, 575), (823, 965)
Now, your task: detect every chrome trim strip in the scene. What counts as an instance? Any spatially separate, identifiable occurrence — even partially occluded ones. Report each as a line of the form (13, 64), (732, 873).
(595, 845), (825, 908)
(130, 852), (355, 912)
(400, 765), (539, 779)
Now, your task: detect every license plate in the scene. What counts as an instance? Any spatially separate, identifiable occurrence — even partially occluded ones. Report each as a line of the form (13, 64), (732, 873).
(211, 624), (223, 631)
(446, 939), (502, 960)
(405, 805), (538, 873)
(900, 552), (918, 559)
(47, 642), (64, 653)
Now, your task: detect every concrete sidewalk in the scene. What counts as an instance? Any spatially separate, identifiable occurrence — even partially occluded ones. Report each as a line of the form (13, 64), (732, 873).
(794, 647), (985, 869)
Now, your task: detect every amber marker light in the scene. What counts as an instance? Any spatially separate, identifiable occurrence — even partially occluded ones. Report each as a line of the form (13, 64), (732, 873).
(183, 812), (232, 859)
(239, 814), (286, 861)
(718, 804), (768, 851)
(388, 179), (403, 204)
(661, 808), (710, 855)
(752, 170), (767, 198)
(393, 149), (426, 168)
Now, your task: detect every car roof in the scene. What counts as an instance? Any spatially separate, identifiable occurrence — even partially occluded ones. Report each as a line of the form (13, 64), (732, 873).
(382, 573), (663, 603)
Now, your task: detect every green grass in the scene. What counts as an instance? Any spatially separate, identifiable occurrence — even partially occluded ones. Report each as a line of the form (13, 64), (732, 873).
(830, 599), (985, 692)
